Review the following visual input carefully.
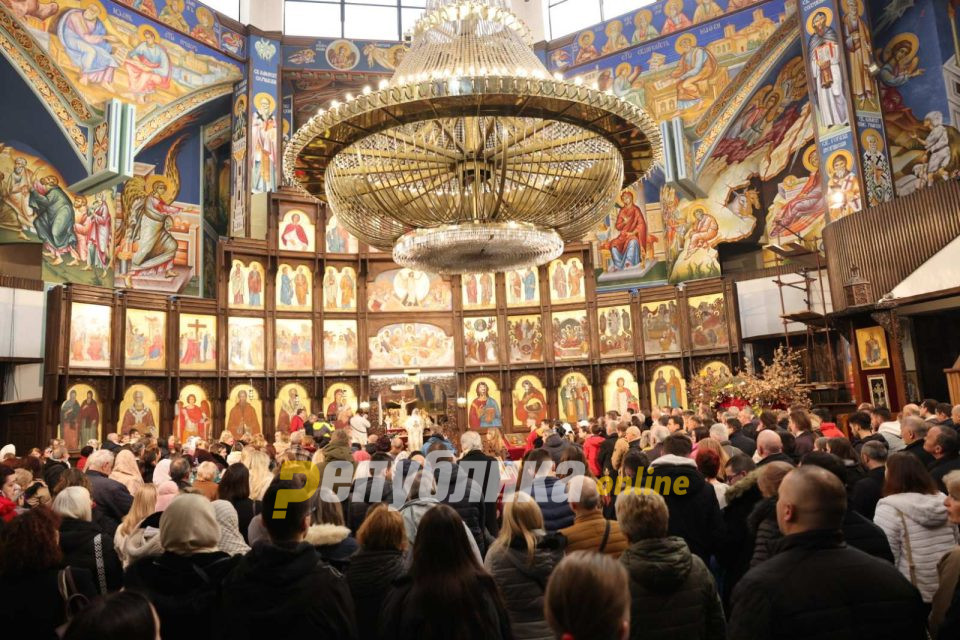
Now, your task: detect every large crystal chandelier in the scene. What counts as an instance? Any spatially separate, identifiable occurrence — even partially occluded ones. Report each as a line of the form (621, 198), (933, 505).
(284, 0), (661, 274)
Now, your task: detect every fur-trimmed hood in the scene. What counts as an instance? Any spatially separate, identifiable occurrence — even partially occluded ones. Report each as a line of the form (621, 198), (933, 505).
(724, 469), (761, 503)
(305, 523), (352, 546)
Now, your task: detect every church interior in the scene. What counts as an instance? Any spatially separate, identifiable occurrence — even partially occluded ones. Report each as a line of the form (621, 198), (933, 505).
(2, 0), (960, 638)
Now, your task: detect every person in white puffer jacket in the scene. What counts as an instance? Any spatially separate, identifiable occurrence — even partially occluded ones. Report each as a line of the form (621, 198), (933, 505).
(874, 452), (960, 603)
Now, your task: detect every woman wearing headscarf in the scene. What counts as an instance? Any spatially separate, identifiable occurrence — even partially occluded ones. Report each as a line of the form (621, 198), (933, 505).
(212, 499), (251, 556)
(154, 481), (179, 512)
(152, 458), (171, 485)
(124, 494), (241, 639)
(109, 449), (144, 496)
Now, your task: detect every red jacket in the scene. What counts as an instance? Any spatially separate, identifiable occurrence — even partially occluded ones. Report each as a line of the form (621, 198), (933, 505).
(524, 429), (539, 455)
(583, 435), (605, 476)
(820, 422), (843, 438)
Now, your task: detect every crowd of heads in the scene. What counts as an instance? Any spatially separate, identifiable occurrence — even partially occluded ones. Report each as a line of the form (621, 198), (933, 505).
(1, 395), (960, 638)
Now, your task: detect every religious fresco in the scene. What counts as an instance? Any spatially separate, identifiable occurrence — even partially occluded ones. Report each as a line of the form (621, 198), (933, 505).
(117, 383), (158, 436)
(276, 263), (312, 312)
(250, 34), (280, 194)
(224, 383), (262, 439)
(323, 319), (358, 370)
(176, 383), (211, 441)
(699, 360), (733, 377)
(276, 382), (310, 433)
(868, 0), (960, 196)
(276, 318), (313, 371)
(229, 80), (247, 235)
(598, 305), (634, 358)
(549, 0), (768, 71)
(604, 369), (641, 417)
(177, 312), (216, 370)
(0, 141), (115, 287)
(558, 372), (592, 424)
(69, 302), (112, 368)
(641, 300), (680, 355)
(115, 135), (207, 295)
(512, 374), (548, 427)
(461, 273), (496, 310)
(325, 214), (359, 253)
(124, 307), (166, 369)
(282, 38), (406, 72)
(227, 259), (265, 309)
(688, 292), (730, 350)
(368, 322), (455, 369)
(323, 382), (357, 420)
(278, 209), (316, 252)
(322, 266), (356, 312)
(650, 364), (688, 408)
(366, 268), (453, 312)
(113, 0), (245, 57)
(590, 186), (668, 291)
(8, 1), (242, 118)
(504, 266), (540, 307)
(552, 310), (590, 361)
(463, 317), (499, 366)
(507, 314), (544, 364)
(558, 1), (786, 126)
(59, 383), (100, 450)
(227, 316), (264, 371)
(467, 377), (503, 429)
(547, 257), (585, 304)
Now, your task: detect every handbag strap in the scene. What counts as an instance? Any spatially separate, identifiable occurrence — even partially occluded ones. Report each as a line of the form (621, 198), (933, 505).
(897, 510), (919, 587)
(598, 519), (612, 554)
(93, 533), (108, 595)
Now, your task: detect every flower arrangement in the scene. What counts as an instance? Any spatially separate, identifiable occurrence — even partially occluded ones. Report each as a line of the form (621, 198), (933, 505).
(690, 346), (810, 412)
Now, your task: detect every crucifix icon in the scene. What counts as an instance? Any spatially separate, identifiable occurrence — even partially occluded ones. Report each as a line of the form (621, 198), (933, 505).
(189, 319), (206, 339)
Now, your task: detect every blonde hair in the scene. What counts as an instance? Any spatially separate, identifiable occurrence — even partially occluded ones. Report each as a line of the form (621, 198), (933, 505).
(494, 492), (544, 564)
(118, 483), (158, 537)
(53, 486), (92, 522)
(247, 450), (273, 501)
(196, 461), (218, 482)
(944, 470), (960, 499)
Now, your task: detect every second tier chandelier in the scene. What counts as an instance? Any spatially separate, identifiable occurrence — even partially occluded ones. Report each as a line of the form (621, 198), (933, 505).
(284, 0), (661, 274)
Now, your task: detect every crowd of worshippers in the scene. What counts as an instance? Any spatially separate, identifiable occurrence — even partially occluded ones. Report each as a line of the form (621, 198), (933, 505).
(1, 398), (960, 639)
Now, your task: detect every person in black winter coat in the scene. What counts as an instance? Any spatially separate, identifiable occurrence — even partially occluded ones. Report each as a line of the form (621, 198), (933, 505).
(216, 463), (261, 543)
(347, 452), (395, 533)
(124, 494), (240, 640)
(346, 504), (408, 640)
(484, 494), (565, 640)
(596, 422), (620, 479)
(726, 418), (756, 457)
(747, 461), (794, 567)
(0, 507), (99, 640)
(459, 431), (502, 538)
(728, 466), (926, 640)
(84, 450), (133, 535)
(715, 457), (762, 611)
(53, 487), (123, 594)
(381, 504), (512, 640)
(42, 447), (69, 490)
(431, 452), (490, 555)
(305, 488), (359, 573)
(616, 488), (725, 640)
(643, 435), (722, 563)
(220, 477), (357, 639)
(798, 452), (894, 563)
(850, 440), (887, 520)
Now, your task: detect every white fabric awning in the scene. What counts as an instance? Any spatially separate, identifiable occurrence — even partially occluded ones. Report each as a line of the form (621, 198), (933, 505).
(886, 235), (960, 301)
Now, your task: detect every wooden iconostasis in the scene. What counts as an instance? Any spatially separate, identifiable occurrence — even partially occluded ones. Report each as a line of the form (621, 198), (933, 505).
(42, 192), (743, 449)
